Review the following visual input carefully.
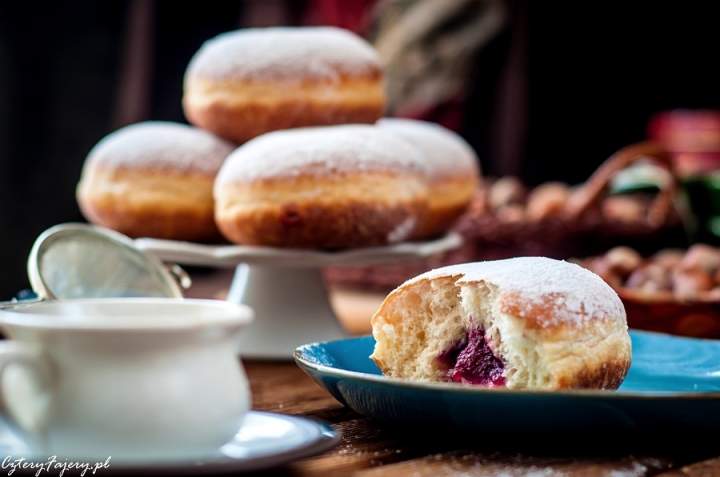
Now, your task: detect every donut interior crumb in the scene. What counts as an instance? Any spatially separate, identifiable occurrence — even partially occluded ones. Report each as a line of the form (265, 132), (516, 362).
(370, 275), (553, 388)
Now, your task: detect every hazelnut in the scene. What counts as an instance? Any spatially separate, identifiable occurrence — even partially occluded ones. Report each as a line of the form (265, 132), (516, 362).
(673, 268), (714, 299)
(652, 249), (685, 270)
(586, 258), (623, 288)
(489, 177), (526, 211)
(601, 196), (645, 223)
(526, 182), (571, 221)
(681, 244), (720, 274)
(626, 264), (672, 293)
(604, 246), (642, 277)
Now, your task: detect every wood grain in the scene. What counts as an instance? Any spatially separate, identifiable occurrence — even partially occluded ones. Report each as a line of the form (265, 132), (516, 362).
(243, 361), (720, 477)
(356, 453), (670, 477)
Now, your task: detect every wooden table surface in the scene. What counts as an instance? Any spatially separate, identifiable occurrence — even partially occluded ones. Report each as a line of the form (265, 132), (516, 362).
(245, 361), (720, 477)
(188, 270), (720, 476)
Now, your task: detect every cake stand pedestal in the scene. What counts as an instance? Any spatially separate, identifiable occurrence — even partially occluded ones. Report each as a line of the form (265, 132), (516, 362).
(135, 234), (462, 359)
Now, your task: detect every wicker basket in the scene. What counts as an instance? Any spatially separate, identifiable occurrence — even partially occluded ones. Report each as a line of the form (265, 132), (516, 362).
(325, 142), (686, 291)
(619, 289), (720, 338)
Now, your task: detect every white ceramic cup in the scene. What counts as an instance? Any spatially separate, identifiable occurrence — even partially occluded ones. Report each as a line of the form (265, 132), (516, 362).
(0, 298), (254, 460)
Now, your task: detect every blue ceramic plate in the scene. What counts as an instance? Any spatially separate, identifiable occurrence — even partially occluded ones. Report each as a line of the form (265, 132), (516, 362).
(294, 331), (720, 431)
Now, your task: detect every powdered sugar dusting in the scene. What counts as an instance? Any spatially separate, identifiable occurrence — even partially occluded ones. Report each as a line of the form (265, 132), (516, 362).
(409, 257), (625, 327)
(216, 125), (428, 185)
(378, 118), (480, 178)
(86, 122), (234, 175)
(185, 27), (380, 82)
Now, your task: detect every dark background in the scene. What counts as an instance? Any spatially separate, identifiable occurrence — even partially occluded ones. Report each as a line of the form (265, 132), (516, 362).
(0, 1), (718, 298)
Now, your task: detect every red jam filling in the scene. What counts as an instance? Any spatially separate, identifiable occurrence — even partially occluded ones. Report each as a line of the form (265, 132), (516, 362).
(436, 326), (505, 387)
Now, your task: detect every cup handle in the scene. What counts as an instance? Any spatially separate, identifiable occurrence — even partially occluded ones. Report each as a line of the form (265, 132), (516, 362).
(0, 341), (54, 436)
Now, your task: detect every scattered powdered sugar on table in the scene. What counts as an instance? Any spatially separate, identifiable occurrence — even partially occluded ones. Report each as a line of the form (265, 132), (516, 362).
(86, 121), (235, 174)
(378, 118), (480, 178)
(408, 257), (625, 327)
(185, 26), (380, 82)
(216, 125), (429, 184)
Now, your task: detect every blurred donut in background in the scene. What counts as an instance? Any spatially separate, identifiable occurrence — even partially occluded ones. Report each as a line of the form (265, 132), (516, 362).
(378, 118), (480, 238)
(214, 124), (428, 248)
(77, 121), (233, 242)
(183, 27), (386, 143)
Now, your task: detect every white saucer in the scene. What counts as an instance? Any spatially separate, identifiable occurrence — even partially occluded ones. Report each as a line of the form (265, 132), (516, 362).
(0, 411), (339, 474)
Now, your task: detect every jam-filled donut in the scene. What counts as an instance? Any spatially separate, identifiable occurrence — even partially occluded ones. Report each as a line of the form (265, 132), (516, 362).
(77, 121), (234, 241)
(183, 27), (386, 143)
(370, 257), (631, 390)
(378, 118), (480, 238)
(214, 124), (428, 249)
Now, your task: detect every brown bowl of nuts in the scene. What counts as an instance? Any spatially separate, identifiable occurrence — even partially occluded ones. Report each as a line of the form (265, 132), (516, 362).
(580, 245), (720, 338)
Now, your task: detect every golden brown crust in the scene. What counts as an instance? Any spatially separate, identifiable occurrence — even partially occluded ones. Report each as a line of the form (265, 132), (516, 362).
(79, 199), (221, 242)
(216, 199), (422, 249)
(76, 121), (233, 241)
(77, 167), (221, 242)
(416, 177), (478, 238)
(184, 76), (385, 143)
(415, 203), (468, 239)
(215, 169), (428, 248)
(553, 356), (630, 390)
(185, 99), (383, 145)
(524, 316), (632, 390)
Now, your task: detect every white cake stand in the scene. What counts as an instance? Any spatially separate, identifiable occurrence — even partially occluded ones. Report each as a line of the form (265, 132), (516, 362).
(135, 234), (462, 359)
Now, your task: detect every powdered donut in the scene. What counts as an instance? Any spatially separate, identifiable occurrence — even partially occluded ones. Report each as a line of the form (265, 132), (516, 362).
(77, 121), (234, 241)
(214, 124), (429, 248)
(378, 118), (480, 238)
(371, 257), (631, 390)
(183, 27), (386, 143)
